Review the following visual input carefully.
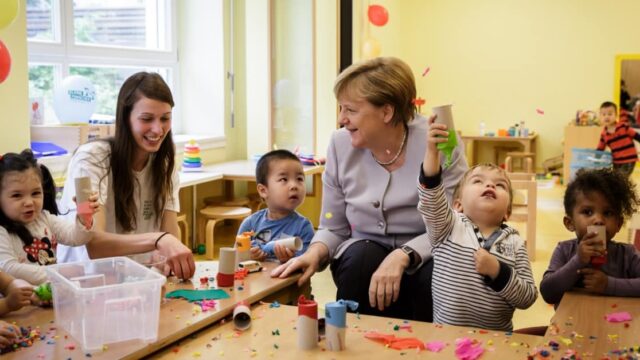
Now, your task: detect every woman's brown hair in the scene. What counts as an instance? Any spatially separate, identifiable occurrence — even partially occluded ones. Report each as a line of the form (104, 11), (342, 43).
(109, 72), (175, 232)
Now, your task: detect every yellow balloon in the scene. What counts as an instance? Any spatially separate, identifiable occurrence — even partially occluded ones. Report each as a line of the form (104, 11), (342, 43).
(0, 0), (20, 30)
(362, 38), (381, 59)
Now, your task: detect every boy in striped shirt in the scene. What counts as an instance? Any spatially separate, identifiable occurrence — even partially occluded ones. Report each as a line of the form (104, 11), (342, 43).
(597, 101), (640, 178)
(417, 118), (537, 331)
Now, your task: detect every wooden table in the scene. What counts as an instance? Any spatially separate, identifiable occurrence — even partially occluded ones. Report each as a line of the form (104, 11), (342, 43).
(461, 134), (538, 168)
(540, 292), (640, 358)
(2, 261), (304, 360)
(202, 160), (325, 228)
(152, 303), (542, 359)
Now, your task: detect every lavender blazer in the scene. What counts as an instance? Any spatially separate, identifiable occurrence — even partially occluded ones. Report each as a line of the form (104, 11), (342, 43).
(312, 114), (468, 271)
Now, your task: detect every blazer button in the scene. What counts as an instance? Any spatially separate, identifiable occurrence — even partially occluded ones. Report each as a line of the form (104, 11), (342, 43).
(377, 221), (384, 229)
(372, 201), (380, 208)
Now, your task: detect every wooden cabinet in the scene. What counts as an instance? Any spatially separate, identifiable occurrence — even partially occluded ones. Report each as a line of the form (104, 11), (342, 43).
(563, 124), (602, 180)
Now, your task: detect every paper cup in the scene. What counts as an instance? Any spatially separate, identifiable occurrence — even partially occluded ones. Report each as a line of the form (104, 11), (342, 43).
(587, 225), (606, 248)
(432, 104), (455, 131)
(275, 236), (303, 251)
(233, 301), (252, 331)
(75, 177), (92, 203)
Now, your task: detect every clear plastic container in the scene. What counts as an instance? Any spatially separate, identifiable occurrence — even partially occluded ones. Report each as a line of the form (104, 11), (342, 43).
(46, 257), (166, 351)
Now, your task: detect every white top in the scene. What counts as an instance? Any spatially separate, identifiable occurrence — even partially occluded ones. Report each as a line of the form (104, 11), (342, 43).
(57, 141), (180, 263)
(0, 210), (92, 284)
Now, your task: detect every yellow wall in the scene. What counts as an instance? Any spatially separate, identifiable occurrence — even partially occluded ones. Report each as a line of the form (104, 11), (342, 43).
(0, 1), (29, 153)
(356, 0), (640, 168)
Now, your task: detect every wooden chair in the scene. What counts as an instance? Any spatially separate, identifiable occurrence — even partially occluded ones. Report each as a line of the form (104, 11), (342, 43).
(505, 152), (534, 173)
(507, 172), (537, 261)
(176, 213), (189, 247)
(199, 206), (252, 260)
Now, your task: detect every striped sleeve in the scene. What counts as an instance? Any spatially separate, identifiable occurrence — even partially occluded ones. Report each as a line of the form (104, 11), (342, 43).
(495, 243), (538, 309)
(417, 181), (454, 248)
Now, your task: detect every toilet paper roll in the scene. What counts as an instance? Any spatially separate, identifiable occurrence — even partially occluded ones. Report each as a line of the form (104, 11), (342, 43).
(75, 177), (92, 203)
(233, 301), (251, 331)
(297, 295), (318, 350)
(274, 236), (303, 251)
(218, 247), (236, 275)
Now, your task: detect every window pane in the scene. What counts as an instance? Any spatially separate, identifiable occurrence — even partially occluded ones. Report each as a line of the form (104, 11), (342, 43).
(28, 64), (58, 124)
(26, 0), (56, 41)
(73, 0), (165, 50)
(69, 66), (170, 119)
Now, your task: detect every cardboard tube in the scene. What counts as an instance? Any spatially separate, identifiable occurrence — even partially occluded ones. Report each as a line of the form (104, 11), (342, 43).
(297, 295), (318, 350)
(432, 104), (455, 131)
(587, 225), (607, 267)
(274, 236), (303, 251)
(233, 301), (251, 331)
(324, 300), (358, 351)
(218, 247), (236, 275)
(235, 233), (251, 262)
(75, 177), (92, 203)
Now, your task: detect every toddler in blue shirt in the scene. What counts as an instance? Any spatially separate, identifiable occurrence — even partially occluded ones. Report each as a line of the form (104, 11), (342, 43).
(238, 150), (314, 263)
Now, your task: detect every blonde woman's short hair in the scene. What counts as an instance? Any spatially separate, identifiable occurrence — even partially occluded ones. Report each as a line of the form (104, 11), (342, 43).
(334, 57), (416, 127)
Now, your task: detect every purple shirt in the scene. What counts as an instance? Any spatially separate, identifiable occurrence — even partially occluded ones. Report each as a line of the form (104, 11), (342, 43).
(540, 239), (640, 305)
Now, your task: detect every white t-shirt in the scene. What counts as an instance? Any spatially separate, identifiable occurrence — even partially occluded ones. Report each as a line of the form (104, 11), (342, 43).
(57, 141), (180, 263)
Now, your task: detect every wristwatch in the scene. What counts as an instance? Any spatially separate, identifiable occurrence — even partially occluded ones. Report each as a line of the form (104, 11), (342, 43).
(400, 245), (419, 268)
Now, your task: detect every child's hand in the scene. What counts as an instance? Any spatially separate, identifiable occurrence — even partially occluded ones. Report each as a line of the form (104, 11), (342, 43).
(5, 279), (33, 312)
(422, 115), (449, 177)
(0, 320), (20, 349)
(474, 248), (500, 280)
(250, 246), (267, 261)
(578, 268), (608, 294)
(273, 244), (295, 264)
(577, 232), (605, 265)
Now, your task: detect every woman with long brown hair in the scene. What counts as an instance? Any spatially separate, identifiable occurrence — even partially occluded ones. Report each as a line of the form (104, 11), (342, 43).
(57, 72), (195, 279)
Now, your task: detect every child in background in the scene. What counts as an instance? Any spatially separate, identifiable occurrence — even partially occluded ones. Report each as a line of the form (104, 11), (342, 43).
(0, 150), (98, 285)
(540, 168), (640, 306)
(418, 118), (537, 331)
(596, 101), (640, 177)
(238, 150), (314, 263)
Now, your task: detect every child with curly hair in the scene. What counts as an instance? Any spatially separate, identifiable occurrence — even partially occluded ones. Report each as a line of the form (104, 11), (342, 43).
(540, 168), (640, 306)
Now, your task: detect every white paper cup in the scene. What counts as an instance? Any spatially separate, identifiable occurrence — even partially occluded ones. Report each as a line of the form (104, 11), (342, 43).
(75, 177), (92, 203)
(275, 237), (303, 251)
(587, 225), (606, 248)
(218, 247), (236, 274)
(432, 104), (455, 131)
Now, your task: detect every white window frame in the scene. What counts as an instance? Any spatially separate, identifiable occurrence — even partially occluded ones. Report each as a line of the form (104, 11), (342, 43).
(27, 0), (225, 150)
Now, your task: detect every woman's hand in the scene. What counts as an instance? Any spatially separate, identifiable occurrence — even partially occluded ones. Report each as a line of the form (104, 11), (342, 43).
(271, 244), (325, 286)
(156, 234), (196, 280)
(369, 249), (409, 311)
(273, 244), (295, 264)
(5, 279), (33, 312)
(0, 320), (20, 349)
(577, 232), (605, 265)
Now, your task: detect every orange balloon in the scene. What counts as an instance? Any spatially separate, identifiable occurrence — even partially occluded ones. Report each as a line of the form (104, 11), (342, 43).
(362, 38), (381, 59)
(0, 40), (11, 84)
(368, 4), (389, 27)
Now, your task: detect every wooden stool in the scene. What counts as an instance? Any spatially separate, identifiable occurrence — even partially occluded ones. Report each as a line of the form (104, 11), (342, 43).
(176, 213), (189, 247)
(199, 206), (252, 260)
(505, 152), (534, 173)
(203, 196), (251, 208)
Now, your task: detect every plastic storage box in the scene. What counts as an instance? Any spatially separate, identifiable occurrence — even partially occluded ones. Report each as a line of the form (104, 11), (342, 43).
(569, 148), (612, 180)
(46, 257), (166, 351)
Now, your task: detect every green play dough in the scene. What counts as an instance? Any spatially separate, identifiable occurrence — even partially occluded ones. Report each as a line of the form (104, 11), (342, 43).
(165, 289), (230, 302)
(34, 283), (52, 301)
(436, 130), (458, 168)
